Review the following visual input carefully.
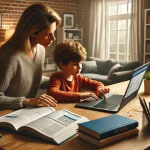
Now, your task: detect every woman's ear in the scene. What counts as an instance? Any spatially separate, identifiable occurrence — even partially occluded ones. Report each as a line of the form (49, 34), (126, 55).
(30, 33), (36, 40)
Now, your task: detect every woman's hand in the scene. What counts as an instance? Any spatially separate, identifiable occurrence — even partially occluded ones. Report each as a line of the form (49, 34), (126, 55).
(22, 94), (57, 107)
(80, 92), (99, 101)
(96, 87), (110, 100)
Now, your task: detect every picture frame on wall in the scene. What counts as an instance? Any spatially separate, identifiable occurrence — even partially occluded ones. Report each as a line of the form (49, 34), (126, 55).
(0, 13), (2, 28)
(63, 14), (74, 29)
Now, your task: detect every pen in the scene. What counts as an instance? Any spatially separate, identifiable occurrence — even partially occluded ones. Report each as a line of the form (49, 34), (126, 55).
(143, 98), (150, 117)
(139, 97), (150, 121)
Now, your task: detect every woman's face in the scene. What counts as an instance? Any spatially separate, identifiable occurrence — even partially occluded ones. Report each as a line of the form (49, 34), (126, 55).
(33, 22), (57, 47)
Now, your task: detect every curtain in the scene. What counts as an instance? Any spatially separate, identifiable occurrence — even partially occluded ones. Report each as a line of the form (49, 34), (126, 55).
(130, 0), (143, 62)
(88, 0), (106, 59)
(88, 0), (143, 61)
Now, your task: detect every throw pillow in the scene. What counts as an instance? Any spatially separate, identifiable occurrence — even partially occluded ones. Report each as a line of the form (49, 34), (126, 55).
(108, 64), (123, 79)
(122, 62), (140, 71)
(96, 60), (109, 75)
(81, 61), (98, 73)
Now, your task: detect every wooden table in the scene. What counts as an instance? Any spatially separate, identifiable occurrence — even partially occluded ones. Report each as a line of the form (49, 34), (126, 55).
(0, 81), (150, 150)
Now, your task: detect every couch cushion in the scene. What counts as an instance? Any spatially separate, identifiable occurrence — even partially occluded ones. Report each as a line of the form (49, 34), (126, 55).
(82, 73), (111, 85)
(81, 61), (98, 73)
(96, 59), (118, 75)
(108, 64), (123, 79)
(122, 61), (140, 71)
(108, 59), (118, 71)
(96, 60), (109, 75)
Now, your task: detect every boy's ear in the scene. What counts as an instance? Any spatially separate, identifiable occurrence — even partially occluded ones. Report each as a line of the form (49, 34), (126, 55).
(30, 33), (36, 39)
(59, 61), (66, 69)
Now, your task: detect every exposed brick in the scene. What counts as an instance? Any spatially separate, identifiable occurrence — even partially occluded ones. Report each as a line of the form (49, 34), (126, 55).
(0, 0), (88, 59)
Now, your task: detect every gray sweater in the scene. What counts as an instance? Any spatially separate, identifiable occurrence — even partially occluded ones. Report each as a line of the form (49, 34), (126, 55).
(0, 44), (45, 109)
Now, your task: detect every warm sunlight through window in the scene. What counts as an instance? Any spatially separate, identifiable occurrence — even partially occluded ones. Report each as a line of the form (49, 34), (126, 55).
(106, 1), (132, 61)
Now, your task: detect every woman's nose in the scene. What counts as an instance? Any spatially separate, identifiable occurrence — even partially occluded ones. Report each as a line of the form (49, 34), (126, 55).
(52, 34), (56, 41)
(50, 34), (56, 42)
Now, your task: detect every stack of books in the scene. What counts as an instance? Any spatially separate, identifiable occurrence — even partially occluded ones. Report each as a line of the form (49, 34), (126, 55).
(78, 114), (139, 147)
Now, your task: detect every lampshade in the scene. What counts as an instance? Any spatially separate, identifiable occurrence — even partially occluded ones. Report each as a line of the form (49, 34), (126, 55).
(4, 29), (15, 41)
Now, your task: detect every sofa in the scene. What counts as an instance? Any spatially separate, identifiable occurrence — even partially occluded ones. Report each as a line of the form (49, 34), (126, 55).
(81, 57), (142, 85)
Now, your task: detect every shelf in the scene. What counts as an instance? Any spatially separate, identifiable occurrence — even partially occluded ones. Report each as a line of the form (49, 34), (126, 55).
(64, 28), (82, 31)
(43, 64), (56, 71)
(57, 26), (83, 45)
(65, 38), (82, 40)
(144, 9), (150, 63)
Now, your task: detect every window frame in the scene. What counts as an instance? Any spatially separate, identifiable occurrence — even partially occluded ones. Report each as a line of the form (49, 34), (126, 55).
(105, 0), (131, 61)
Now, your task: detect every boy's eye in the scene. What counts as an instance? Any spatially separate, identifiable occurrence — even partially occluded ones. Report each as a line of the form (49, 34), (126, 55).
(44, 33), (49, 36)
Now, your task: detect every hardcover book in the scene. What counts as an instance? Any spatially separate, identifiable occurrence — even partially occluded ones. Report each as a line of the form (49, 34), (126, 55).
(78, 128), (139, 147)
(0, 107), (88, 144)
(78, 114), (138, 139)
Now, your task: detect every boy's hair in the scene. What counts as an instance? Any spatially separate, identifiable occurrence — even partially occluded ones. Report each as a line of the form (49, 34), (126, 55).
(54, 40), (87, 69)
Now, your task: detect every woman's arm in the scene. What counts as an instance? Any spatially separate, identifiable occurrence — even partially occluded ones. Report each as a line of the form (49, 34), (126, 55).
(0, 52), (57, 109)
(0, 54), (24, 109)
(0, 92), (25, 110)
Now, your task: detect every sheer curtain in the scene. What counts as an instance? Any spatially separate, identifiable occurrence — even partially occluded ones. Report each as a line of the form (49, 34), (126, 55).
(88, 0), (106, 59)
(130, 0), (143, 62)
(88, 0), (143, 62)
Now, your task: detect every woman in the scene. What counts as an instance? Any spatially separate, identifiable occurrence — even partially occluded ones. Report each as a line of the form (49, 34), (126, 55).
(0, 3), (61, 109)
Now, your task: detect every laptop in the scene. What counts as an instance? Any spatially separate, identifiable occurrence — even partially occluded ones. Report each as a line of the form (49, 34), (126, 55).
(75, 63), (149, 113)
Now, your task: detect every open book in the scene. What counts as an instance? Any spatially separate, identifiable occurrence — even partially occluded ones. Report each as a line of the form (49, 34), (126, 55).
(0, 107), (88, 144)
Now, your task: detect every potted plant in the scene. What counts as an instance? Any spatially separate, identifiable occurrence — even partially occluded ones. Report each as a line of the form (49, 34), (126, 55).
(144, 71), (150, 94)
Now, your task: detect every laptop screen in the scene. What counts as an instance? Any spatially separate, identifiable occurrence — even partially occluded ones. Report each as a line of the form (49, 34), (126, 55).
(124, 64), (149, 99)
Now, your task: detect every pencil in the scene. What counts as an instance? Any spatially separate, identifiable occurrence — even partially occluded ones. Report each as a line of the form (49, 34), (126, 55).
(139, 97), (150, 121)
(143, 98), (150, 118)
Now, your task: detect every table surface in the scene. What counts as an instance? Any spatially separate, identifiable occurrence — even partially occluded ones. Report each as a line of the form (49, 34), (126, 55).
(0, 81), (150, 150)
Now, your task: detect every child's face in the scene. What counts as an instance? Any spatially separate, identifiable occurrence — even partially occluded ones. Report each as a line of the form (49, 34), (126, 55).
(62, 61), (82, 76)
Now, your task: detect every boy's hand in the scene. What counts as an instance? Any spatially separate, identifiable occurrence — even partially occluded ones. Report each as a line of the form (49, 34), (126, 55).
(80, 93), (99, 101)
(22, 94), (57, 107)
(96, 87), (110, 100)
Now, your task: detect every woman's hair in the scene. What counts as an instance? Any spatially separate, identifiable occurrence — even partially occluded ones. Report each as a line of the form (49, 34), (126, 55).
(1, 3), (61, 53)
(54, 40), (87, 69)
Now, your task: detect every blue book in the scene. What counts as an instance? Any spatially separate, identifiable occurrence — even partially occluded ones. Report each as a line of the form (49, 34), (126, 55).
(78, 114), (138, 139)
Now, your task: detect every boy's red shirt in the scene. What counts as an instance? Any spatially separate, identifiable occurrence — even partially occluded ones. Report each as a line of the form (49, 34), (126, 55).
(47, 72), (104, 103)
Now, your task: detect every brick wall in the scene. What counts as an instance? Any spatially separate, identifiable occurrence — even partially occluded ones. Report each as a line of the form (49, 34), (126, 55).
(0, 0), (79, 58)
(76, 0), (90, 56)
(0, 1), (149, 59)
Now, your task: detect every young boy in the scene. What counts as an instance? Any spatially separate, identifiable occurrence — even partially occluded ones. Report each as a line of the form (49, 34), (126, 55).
(47, 40), (110, 103)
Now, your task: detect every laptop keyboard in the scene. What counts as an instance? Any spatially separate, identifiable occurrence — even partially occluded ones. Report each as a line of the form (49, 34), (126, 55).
(93, 94), (123, 110)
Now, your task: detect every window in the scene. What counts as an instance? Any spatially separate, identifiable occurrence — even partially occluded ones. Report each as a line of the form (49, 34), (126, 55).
(106, 1), (132, 61)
